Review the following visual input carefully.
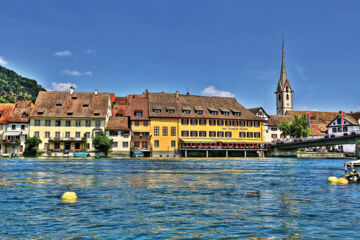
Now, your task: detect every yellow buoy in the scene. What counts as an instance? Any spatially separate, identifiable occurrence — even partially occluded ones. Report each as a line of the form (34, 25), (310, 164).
(61, 191), (77, 203)
(337, 178), (349, 185)
(327, 176), (338, 183)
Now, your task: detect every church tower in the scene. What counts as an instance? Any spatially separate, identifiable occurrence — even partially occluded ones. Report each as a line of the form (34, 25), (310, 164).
(275, 35), (294, 115)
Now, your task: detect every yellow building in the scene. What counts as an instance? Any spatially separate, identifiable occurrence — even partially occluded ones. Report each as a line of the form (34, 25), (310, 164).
(149, 92), (265, 157)
(29, 88), (112, 153)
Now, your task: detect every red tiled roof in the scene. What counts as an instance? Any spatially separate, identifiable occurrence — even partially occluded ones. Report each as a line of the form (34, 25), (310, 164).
(30, 91), (111, 118)
(8, 101), (33, 123)
(124, 93), (149, 120)
(286, 110), (339, 135)
(105, 116), (129, 130)
(0, 103), (16, 124)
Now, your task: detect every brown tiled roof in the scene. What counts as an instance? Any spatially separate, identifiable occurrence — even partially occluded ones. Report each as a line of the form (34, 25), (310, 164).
(8, 101), (33, 123)
(267, 115), (293, 126)
(124, 93), (149, 120)
(105, 116), (129, 130)
(286, 110), (339, 135)
(350, 112), (360, 122)
(30, 91), (110, 118)
(148, 92), (262, 120)
(326, 113), (359, 127)
(0, 103), (16, 124)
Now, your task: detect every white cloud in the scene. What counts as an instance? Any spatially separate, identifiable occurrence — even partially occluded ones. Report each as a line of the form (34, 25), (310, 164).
(62, 70), (93, 76)
(54, 50), (72, 57)
(84, 49), (94, 54)
(52, 82), (78, 91)
(201, 86), (235, 98)
(0, 56), (8, 65)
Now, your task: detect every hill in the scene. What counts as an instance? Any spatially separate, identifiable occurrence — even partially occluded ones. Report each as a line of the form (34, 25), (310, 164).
(0, 65), (46, 103)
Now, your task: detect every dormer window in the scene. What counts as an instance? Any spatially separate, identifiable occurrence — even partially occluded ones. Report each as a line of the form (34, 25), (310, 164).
(37, 110), (44, 115)
(116, 113), (123, 117)
(83, 104), (89, 107)
(166, 106), (175, 114)
(71, 96), (77, 100)
(56, 103), (62, 107)
(94, 113), (100, 116)
(221, 111), (230, 116)
(153, 109), (161, 114)
(210, 111), (218, 115)
(67, 111), (74, 116)
(22, 113), (28, 119)
(134, 111), (143, 117)
(182, 107), (191, 114)
(233, 112), (241, 116)
(195, 110), (203, 114)
(208, 107), (218, 115)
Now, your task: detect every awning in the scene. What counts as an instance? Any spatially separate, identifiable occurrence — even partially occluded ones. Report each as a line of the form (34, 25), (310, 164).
(5, 131), (22, 136)
(179, 138), (265, 144)
(231, 108), (241, 113)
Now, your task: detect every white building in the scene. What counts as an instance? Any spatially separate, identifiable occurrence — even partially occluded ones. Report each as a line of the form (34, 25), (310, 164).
(105, 116), (131, 156)
(327, 112), (360, 153)
(249, 107), (292, 143)
(0, 103), (16, 155)
(4, 101), (33, 155)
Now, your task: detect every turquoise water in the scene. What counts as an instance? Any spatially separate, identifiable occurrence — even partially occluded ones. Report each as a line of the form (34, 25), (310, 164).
(0, 157), (359, 239)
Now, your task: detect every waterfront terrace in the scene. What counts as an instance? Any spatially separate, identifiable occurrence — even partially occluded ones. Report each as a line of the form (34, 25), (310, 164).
(29, 88), (112, 153)
(149, 91), (265, 157)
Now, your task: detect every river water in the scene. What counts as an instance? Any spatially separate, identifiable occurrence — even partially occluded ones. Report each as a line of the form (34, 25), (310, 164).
(0, 157), (359, 239)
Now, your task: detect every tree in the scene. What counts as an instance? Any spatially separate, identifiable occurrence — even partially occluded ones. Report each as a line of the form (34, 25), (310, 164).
(279, 114), (310, 138)
(92, 131), (112, 156)
(23, 136), (42, 157)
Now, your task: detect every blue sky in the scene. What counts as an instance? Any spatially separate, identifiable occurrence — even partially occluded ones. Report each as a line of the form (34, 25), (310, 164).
(0, 0), (359, 114)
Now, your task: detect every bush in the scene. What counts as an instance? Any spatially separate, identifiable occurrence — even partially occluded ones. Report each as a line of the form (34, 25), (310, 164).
(92, 131), (112, 156)
(23, 136), (42, 157)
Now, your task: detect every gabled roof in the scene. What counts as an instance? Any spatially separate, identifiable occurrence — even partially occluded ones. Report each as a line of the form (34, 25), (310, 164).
(287, 110), (338, 135)
(8, 101), (33, 123)
(327, 113), (359, 127)
(105, 116), (129, 130)
(248, 107), (270, 118)
(267, 115), (293, 126)
(30, 91), (110, 118)
(0, 103), (16, 124)
(148, 92), (262, 120)
(124, 92), (149, 120)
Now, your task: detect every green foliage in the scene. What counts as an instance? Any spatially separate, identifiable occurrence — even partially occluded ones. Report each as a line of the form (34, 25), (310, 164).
(279, 114), (310, 138)
(0, 65), (46, 103)
(83, 133), (88, 152)
(92, 131), (112, 156)
(23, 136), (42, 157)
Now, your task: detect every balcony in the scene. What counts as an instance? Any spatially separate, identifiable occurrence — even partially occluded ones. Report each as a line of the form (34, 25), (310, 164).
(133, 135), (151, 140)
(48, 137), (85, 142)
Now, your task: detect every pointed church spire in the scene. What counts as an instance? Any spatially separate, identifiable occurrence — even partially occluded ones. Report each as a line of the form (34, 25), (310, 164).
(276, 33), (292, 92)
(280, 33), (288, 87)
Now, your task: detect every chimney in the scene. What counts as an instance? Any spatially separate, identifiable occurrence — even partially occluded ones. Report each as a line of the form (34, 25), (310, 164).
(94, 89), (98, 96)
(145, 89), (149, 98)
(186, 88), (189, 96)
(176, 90), (179, 99)
(69, 86), (74, 95)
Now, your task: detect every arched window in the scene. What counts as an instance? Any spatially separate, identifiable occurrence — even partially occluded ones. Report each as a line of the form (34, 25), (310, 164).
(278, 94), (282, 101)
(286, 94), (289, 100)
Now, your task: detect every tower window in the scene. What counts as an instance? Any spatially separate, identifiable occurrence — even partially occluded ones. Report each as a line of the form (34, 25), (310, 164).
(278, 95), (282, 101)
(286, 94), (289, 100)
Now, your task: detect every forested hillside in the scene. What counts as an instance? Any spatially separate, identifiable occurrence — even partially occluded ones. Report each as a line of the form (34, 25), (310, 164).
(0, 65), (45, 103)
